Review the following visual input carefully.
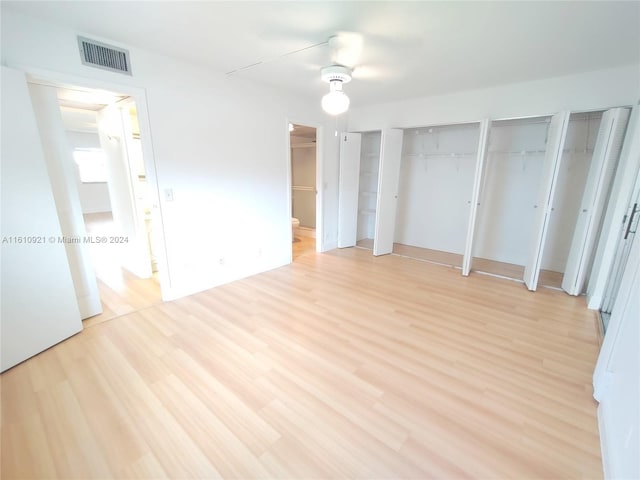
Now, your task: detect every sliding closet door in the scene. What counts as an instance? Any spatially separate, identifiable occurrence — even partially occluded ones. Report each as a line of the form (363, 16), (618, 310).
(338, 132), (362, 248)
(373, 129), (404, 256)
(462, 119), (491, 276)
(523, 111), (570, 291)
(562, 108), (631, 295)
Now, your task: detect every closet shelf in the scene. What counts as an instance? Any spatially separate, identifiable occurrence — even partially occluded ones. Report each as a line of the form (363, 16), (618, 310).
(403, 152), (476, 159)
(489, 149), (547, 156)
(359, 191), (377, 196)
(292, 185), (314, 191)
(291, 142), (316, 149)
(359, 209), (376, 215)
(360, 171), (377, 176)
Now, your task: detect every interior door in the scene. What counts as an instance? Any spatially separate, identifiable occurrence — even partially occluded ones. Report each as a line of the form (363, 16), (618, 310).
(373, 128), (404, 256)
(523, 111), (570, 290)
(1, 66), (83, 372)
(97, 104), (153, 278)
(27, 82), (103, 319)
(337, 132), (362, 248)
(562, 108), (631, 295)
(462, 119), (491, 276)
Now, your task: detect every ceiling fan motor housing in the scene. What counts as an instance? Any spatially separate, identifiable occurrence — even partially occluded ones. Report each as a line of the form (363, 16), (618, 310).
(321, 65), (352, 84)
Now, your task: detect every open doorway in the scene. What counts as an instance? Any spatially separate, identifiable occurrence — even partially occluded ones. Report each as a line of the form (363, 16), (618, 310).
(33, 81), (164, 326)
(290, 123), (317, 260)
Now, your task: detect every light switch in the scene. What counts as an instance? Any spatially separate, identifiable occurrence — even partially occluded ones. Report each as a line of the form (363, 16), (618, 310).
(164, 188), (174, 202)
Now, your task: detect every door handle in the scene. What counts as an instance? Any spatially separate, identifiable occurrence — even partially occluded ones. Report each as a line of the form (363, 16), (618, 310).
(624, 203), (638, 240)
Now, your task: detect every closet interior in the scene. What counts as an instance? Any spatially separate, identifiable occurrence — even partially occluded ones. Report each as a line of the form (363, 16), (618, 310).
(470, 116), (552, 281)
(538, 111), (602, 288)
(394, 123), (480, 267)
(356, 131), (381, 248)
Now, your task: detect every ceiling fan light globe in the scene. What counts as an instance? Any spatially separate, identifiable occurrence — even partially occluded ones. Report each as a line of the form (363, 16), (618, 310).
(322, 90), (350, 115)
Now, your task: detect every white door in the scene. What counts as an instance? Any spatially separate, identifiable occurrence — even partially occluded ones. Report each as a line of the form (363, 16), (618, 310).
(462, 119), (491, 276)
(592, 224), (639, 479)
(523, 111), (570, 290)
(587, 105), (640, 310)
(1, 66), (82, 372)
(337, 132), (362, 248)
(373, 129), (404, 256)
(97, 104), (153, 278)
(562, 108), (631, 295)
(27, 82), (103, 319)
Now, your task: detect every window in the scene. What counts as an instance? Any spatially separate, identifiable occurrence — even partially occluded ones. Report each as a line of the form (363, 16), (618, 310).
(73, 148), (108, 183)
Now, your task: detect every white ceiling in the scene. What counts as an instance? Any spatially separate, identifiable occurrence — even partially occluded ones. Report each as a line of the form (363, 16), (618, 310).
(4, 1), (639, 107)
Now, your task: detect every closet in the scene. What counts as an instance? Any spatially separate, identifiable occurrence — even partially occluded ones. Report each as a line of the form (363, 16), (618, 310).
(356, 131), (381, 248)
(337, 129), (403, 255)
(336, 106), (632, 298)
(537, 111), (602, 288)
(470, 116), (553, 280)
(394, 123), (480, 267)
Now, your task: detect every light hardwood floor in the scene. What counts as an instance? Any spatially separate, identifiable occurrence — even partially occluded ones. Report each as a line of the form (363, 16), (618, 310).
(1, 247), (602, 479)
(82, 213), (162, 328)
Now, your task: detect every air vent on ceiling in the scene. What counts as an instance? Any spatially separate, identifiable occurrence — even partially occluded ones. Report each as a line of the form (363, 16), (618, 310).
(77, 36), (132, 75)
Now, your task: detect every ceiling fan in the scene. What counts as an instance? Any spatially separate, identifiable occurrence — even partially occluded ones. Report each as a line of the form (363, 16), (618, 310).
(225, 32), (367, 115)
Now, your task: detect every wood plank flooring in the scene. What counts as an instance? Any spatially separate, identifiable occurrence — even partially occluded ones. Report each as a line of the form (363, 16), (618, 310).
(1, 248), (602, 479)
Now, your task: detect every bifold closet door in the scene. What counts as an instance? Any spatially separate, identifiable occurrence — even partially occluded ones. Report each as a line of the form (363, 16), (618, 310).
(373, 129), (404, 256)
(337, 132), (362, 248)
(462, 119), (491, 276)
(562, 107), (631, 296)
(523, 111), (570, 291)
(588, 105), (640, 309)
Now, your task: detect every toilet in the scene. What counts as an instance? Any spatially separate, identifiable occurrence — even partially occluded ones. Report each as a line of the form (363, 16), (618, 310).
(292, 217), (300, 240)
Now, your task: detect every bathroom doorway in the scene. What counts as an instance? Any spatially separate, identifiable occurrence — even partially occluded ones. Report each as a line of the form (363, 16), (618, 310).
(290, 123), (317, 260)
(27, 76), (165, 325)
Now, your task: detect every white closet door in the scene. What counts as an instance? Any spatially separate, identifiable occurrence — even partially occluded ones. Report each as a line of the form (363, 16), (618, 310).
(587, 105), (640, 309)
(523, 111), (570, 291)
(1, 66), (82, 372)
(373, 128), (404, 256)
(337, 132), (362, 248)
(562, 108), (631, 296)
(462, 119), (491, 276)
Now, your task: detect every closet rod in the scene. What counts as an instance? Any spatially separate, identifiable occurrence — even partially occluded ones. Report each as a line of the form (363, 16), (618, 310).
(489, 149), (547, 155)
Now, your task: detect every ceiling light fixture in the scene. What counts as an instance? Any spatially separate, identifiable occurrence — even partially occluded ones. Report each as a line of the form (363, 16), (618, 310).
(321, 65), (352, 116)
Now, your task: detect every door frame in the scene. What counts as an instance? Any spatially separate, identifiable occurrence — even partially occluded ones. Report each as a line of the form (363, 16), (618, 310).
(286, 119), (324, 257)
(10, 63), (171, 299)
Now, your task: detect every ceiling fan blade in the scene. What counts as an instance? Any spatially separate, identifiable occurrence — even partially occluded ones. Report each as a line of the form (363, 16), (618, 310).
(226, 39), (328, 75)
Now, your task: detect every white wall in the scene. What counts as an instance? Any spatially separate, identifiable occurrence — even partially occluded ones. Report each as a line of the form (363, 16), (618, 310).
(348, 64), (639, 131)
(66, 130), (112, 214)
(1, 9), (341, 299)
